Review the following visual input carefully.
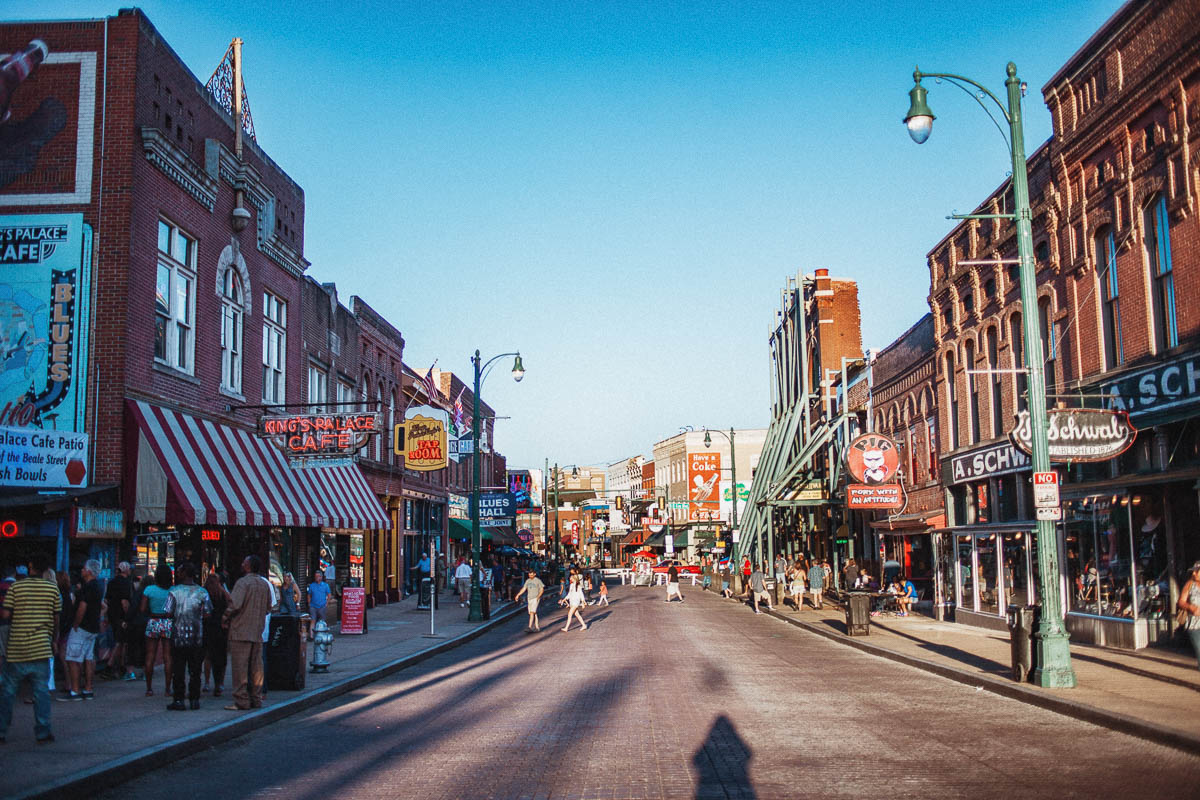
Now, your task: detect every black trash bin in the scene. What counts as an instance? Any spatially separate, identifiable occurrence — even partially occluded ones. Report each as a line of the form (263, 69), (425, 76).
(480, 588), (491, 620)
(1007, 605), (1038, 682)
(846, 592), (871, 636)
(266, 613), (307, 691)
(418, 578), (432, 609)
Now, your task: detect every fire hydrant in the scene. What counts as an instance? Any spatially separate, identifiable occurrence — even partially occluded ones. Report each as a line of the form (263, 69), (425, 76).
(311, 620), (333, 673)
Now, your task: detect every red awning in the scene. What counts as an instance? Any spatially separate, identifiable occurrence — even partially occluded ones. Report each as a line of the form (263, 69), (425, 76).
(127, 399), (391, 530)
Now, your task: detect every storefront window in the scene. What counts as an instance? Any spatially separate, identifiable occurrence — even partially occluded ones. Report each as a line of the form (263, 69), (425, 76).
(1002, 531), (1031, 607)
(957, 535), (976, 612)
(1064, 497), (1136, 618)
(977, 534), (999, 614)
(349, 534), (365, 586)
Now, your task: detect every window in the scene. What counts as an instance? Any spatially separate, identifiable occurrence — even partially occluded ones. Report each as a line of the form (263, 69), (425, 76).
(220, 270), (243, 392)
(155, 220), (196, 372)
(1007, 263), (1019, 289)
(262, 292), (286, 404)
(942, 307), (954, 331)
(987, 327), (1002, 437)
(964, 339), (980, 444)
(1144, 194), (1177, 351)
(1010, 313), (1028, 413)
(1039, 299), (1056, 393)
(1096, 228), (1123, 369)
(984, 278), (996, 301)
(927, 417), (939, 481)
(375, 386), (384, 461)
(308, 364), (328, 413)
(944, 352), (959, 450)
(962, 293), (974, 316)
(337, 380), (355, 408)
(1034, 241), (1050, 264)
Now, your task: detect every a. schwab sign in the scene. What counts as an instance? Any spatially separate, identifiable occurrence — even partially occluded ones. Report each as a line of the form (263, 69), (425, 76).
(479, 491), (515, 524)
(1097, 349), (1200, 421)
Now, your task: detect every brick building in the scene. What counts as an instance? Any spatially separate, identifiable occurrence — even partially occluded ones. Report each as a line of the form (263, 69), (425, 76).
(927, 0), (1200, 646)
(0, 11), (391, 585)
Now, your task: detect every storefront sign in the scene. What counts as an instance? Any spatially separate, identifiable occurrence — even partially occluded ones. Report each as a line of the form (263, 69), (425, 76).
(448, 492), (469, 519)
(396, 414), (447, 471)
(947, 441), (1030, 485)
(1009, 409), (1136, 462)
(517, 528), (533, 542)
(479, 491), (515, 524)
(0, 214), (93, 433)
(200, 528), (221, 541)
(1098, 350), (1200, 421)
(846, 433), (899, 484)
(73, 507), (123, 539)
(0, 425), (87, 487)
(687, 452), (721, 521)
(794, 478), (827, 503)
(341, 587), (366, 635)
(847, 484), (903, 509)
(259, 412), (380, 458)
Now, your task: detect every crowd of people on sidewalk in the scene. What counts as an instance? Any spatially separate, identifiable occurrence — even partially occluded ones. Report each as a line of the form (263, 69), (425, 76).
(0, 554), (324, 744)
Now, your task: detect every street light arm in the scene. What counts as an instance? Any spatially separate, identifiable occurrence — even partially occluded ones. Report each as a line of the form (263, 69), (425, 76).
(914, 69), (1010, 125)
(477, 351), (522, 388)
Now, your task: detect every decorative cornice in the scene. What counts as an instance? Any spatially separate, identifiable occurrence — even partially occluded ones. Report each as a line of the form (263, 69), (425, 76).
(141, 127), (218, 211)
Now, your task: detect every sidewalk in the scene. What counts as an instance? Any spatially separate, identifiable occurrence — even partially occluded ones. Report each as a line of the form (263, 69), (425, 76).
(0, 589), (523, 800)
(737, 592), (1200, 752)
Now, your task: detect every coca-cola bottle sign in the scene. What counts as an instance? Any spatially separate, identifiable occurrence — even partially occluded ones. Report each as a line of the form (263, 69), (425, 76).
(1009, 409), (1137, 462)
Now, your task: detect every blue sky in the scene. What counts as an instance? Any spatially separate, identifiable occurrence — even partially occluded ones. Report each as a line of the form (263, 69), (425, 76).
(14, 1), (1124, 469)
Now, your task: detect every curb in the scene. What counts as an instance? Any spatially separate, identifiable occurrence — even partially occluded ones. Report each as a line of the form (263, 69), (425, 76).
(15, 602), (525, 800)
(765, 607), (1200, 756)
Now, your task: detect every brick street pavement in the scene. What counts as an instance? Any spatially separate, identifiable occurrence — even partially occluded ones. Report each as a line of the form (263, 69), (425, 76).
(95, 583), (1200, 800)
(0, 589), (517, 799)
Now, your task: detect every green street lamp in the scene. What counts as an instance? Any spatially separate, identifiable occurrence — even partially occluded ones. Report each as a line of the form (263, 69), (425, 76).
(904, 62), (1076, 688)
(550, 463), (580, 571)
(468, 349), (524, 622)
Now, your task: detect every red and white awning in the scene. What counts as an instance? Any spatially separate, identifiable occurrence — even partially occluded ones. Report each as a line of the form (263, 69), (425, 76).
(127, 399), (391, 530)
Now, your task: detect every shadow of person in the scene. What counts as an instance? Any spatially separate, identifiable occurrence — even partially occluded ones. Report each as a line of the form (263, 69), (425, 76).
(691, 714), (756, 800)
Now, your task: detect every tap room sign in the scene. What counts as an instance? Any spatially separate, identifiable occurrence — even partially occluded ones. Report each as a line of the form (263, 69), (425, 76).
(1009, 409), (1136, 463)
(259, 412), (381, 460)
(0, 214), (93, 433)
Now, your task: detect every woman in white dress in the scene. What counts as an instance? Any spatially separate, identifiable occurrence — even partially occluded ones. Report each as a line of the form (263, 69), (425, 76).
(562, 574), (588, 632)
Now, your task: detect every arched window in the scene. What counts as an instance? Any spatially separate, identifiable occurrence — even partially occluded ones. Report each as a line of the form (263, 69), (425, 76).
(1009, 313), (1027, 412)
(964, 339), (980, 445)
(1095, 227), (1123, 369)
(220, 270), (243, 393)
(944, 351), (959, 450)
(986, 326), (1001, 437)
(1144, 194), (1177, 351)
(376, 386), (384, 461)
(389, 391), (396, 466)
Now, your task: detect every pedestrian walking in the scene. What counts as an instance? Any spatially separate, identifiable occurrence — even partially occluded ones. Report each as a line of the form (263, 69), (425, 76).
(140, 567), (173, 697)
(103, 561), (134, 681)
(665, 564), (684, 602)
(61, 560), (102, 702)
(514, 570), (545, 631)
(844, 558), (859, 591)
(454, 558), (472, 607)
(1177, 560), (1200, 671)
(773, 554), (787, 594)
(749, 563), (773, 613)
(788, 563), (806, 610)
(807, 560), (826, 610)
(306, 570), (332, 629)
(164, 563), (212, 711)
(597, 579), (609, 606)
(562, 575), (588, 632)
(0, 552), (61, 744)
(222, 556), (271, 711)
(202, 569), (230, 697)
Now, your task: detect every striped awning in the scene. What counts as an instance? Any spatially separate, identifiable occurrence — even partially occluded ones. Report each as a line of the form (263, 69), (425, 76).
(127, 399), (391, 530)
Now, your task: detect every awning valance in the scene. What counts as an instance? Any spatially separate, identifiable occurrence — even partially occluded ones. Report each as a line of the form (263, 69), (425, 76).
(448, 518), (519, 543)
(127, 399), (391, 530)
(870, 511), (946, 532)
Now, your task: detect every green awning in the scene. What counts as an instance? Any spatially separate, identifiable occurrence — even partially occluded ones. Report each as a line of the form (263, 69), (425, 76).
(449, 518), (518, 543)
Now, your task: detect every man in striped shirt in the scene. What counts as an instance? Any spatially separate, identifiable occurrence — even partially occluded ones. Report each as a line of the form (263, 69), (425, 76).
(0, 552), (61, 744)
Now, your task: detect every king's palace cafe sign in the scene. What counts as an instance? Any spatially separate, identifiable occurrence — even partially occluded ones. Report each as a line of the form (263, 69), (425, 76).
(258, 412), (381, 458)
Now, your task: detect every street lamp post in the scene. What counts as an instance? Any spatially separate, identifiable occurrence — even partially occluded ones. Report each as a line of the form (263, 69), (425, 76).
(703, 428), (738, 558)
(468, 349), (525, 622)
(904, 62), (1076, 688)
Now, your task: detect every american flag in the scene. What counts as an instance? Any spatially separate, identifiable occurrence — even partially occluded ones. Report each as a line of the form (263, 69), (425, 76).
(420, 361), (445, 408)
(453, 387), (470, 433)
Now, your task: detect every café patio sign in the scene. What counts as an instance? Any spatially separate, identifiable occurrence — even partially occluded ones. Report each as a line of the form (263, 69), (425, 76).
(1009, 409), (1136, 463)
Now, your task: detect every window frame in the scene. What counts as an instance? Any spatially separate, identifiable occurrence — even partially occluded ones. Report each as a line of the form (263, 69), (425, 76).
(219, 269), (244, 393)
(308, 363), (328, 413)
(262, 291), (287, 405)
(1096, 228), (1123, 370)
(1144, 194), (1177, 352)
(154, 219), (197, 374)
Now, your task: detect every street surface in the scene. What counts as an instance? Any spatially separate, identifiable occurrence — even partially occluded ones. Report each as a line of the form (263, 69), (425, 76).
(101, 585), (1200, 800)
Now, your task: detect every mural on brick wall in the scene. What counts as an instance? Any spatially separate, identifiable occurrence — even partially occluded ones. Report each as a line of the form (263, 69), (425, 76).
(0, 213), (92, 432)
(0, 38), (96, 204)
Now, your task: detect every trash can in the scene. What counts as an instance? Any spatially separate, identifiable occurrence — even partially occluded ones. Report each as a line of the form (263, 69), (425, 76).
(266, 613), (307, 690)
(479, 588), (491, 620)
(418, 577), (432, 609)
(1007, 605), (1037, 682)
(845, 592), (871, 636)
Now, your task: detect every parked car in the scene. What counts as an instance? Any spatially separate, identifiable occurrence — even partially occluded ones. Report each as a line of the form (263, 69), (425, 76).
(651, 559), (702, 575)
